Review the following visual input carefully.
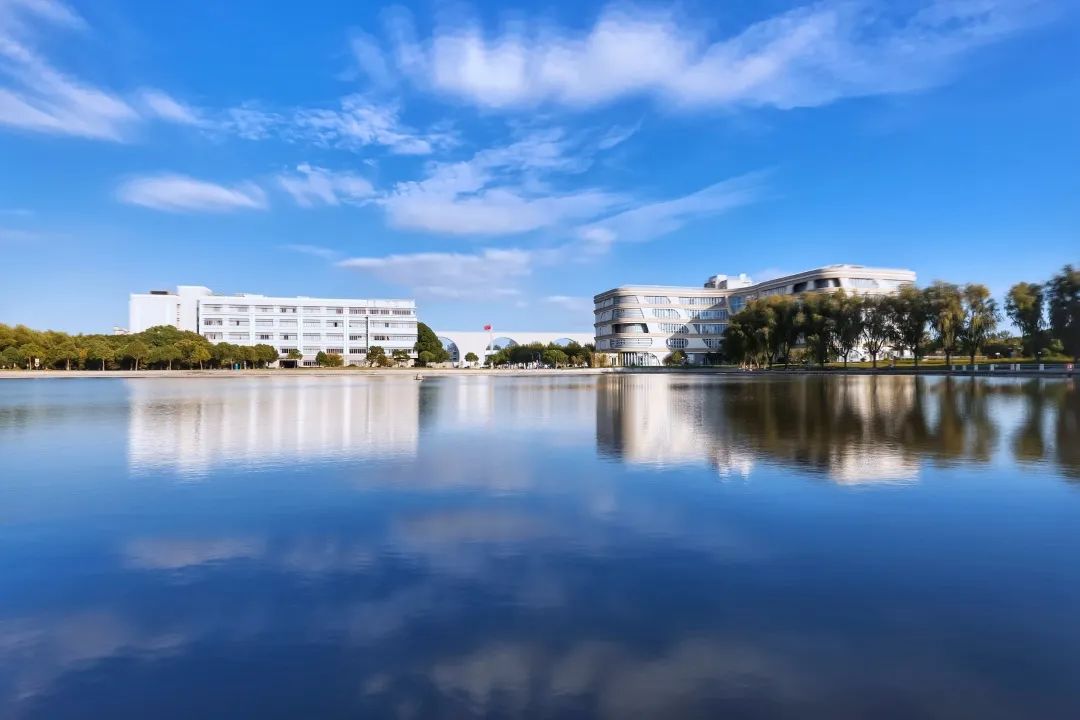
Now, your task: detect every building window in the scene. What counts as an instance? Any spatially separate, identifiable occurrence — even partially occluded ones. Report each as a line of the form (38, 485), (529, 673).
(279, 319), (297, 327)
(655, 323), (690, 333)
(613, 296), (640, 306)
(678, 296), (725, 306)
(279, 306), (296, 313)
(257, 334), (272, 341)
(614, 308), (644, 319)
(227, 319), (249, 326)
(847, 278), (879, 289)
(203, 318), (222, 326)
(611, 338), (652, 349)
(596, 298), (614, 309)
(349, 347), (364, 354)
(349, 308), (367, 314)
(329, 307), (344, 314)
(327, 321), (342, 328)
(326, 334), (344, 341)
(652, 308), (680, 319)
(349, 334), (364, 341)
(303, 333), (321, 340)
(204, 332), (222, 341)
(688, 309), (728, 320)
(704, 339), (723, 349)
(256, 305), (273, 312)
(325, 347), (344, 354)
(204, 304), (223, 312)
(372, 334), (389, 341)
(279, 347), (296, 354)
(667, 338), (689, 348)
(814, 278), (840, 289)
(695, 323), (728, 335)
(229, 305), (248, 312)
(228, 333), (247, 341)
(644, 296), (671, 304)
(255, 319), (274, 327)
(279, 333), (296, 341)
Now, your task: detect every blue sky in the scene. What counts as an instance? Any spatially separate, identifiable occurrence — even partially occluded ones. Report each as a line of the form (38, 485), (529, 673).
(1, 0), (1077, 333)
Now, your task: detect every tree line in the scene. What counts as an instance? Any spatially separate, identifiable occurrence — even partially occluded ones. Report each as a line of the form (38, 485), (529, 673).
(719, 265), (1080, 369)
(485, 340), (601, 368)
(0, 323), (279, 370)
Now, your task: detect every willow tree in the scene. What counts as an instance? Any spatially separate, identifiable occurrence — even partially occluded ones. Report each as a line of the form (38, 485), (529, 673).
(926, 281), (964, 366)
(960, 284), (1000, 365)
(889, 286), (930, 370)
(1005, 282), (1045, 358)
(1047, 265), (1080, 363)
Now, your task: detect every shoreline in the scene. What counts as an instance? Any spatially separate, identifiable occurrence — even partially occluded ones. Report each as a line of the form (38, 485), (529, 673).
(0, 366), (1074, 380)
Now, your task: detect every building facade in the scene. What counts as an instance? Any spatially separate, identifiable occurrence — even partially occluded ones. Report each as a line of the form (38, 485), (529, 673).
(129, 285), (417, 366)
(594, 264), (916, 367)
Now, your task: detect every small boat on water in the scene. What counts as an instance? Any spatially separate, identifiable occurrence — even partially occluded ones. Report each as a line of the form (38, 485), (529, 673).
(414, 373), (424, 381)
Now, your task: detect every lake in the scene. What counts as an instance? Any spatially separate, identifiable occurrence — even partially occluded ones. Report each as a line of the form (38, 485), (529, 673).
(1, 374), (1079, 719)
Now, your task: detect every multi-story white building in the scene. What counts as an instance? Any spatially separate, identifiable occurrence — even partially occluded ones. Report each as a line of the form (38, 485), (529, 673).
(129, 285), (417, 366)
(594, 264), (916, 367)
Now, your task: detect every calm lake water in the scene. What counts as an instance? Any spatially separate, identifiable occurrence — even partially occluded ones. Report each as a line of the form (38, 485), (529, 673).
(2, 374), (1080, 719)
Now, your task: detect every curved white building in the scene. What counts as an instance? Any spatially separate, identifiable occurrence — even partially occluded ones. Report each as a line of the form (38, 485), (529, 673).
(594, 264), (916, 367)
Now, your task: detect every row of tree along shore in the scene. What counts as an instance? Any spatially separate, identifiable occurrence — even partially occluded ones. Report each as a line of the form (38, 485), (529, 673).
(0, 319), (602, 371)
(715, 265), (1079, 370)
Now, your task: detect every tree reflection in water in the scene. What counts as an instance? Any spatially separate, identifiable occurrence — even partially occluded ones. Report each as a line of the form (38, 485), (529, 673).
(597, 375), (1080, 482)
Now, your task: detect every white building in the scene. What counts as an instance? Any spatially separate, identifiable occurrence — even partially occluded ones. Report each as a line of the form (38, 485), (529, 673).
(594, 264), (917, 367)
(129, 285), (417, 366)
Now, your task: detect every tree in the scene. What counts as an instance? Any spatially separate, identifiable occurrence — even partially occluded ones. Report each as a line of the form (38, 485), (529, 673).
(960, 283), (999, 366)
(315, 351), (343, 367)
(286, 349), (302, 366)
(191, 345), (212, 369)
(1005, 282), (1045, 358)
(151, 344), (182, 370)
(889, 285), (930, 369)
(391, 349), (411, 366)
(831, 290), (865, 369)
(49, 340), (80, 370)
(464, 351), (479, 365)
(861, 296), (892, 369)
(542, 348), (568, 368)
(797, 292), (836, 368)
(122, 340), (150, 371)
(252, 344), (278, 368)
(1, 345), (25, 369)
(366, 345), (387, 367)
(926, 281), (964, 366)
(418, 350), (436, 366)
(663, 349), (687, 366)
(413, 322), (450, 366)
(1047, 265), (1080, 363)
(84, 340), (114, 371)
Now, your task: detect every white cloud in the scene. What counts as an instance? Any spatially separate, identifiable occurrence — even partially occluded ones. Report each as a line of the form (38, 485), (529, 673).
(277, 163), (375, 207)
(372, 1), (1047, 111)
(544, 295), (592, 312)
(281, 243), (339, 260)
(291, 94), (449, 155)
(579, 172), (766, 245)
(339, 248), (534, 299)
(117, 174), (268, 213)
(379, 129), (625, 235)
(0, 1), (138, 140)
(139, 89), (202, 126)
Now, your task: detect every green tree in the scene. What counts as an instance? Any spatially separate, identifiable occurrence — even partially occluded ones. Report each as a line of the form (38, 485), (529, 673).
(252, 344), (278, 368)
(1047, 265), (1080, 363)
(366, 345), (387, 367)
(285, 349), (302, 366)
(831, 290), (865, 369)
(542, 348), (568, 367)
(860, 296), (892, 369)
(123, 340), (151, 371)
(85, 339), (115, 371)
(1, 345), (24, 369)
(663, 349), (687, 366)
(926, 281), (964, 366)
(151, 344), (182, 370)
(315, 351), (343, 367)
(960, 283), (1000, 366)
(1005, 282), (1045, 358)
(50, 340), (80, 370)
(413, 322), (450, 366)
(464, 351), (479, 365)
(417, 350), (436, 366)
(889, 285), (930, 369)
(797, 292), (836, 368)
(191, 345), (212, 369)
(391, 349), (411, 366)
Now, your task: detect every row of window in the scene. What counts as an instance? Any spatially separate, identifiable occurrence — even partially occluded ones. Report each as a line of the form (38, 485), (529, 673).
(202, 304), (414, 316)
(610, 338), (652, 349)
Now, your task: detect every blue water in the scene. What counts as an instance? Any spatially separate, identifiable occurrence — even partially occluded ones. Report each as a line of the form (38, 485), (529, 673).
(1, 374), (1079, 719)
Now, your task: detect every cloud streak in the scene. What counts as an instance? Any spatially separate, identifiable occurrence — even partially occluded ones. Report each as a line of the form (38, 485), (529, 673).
(117, 174), (268, 213)
(365, 0), (1048, 111)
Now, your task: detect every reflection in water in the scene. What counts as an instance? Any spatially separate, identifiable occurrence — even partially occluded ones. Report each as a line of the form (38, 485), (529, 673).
(127, 378), (421, 474)
(598, 375), (1080, 482)
(2, 375), (1080, 719)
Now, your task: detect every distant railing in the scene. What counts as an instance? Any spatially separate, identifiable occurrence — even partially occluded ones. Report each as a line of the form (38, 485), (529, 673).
(950, 363), (1075, 374)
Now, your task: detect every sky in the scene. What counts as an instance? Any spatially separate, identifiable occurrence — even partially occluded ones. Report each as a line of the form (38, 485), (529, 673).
(0, 0), (1077, 334)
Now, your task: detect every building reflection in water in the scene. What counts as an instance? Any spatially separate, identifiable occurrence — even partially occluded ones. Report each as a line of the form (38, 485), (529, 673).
(127, 377), (420, 475)
(597, 374), (1080, 483)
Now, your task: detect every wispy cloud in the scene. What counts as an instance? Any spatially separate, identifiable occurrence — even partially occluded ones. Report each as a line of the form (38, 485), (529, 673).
(364, 1), (1048, 111)
(139, 89), (203, 126)
(379, 128), (625, 235)
(543, 295), (592, 312)
(117, 174), (268, 213)
(281, 243), (340, 260)
(0, 0), (138, 140)
(579, 172), (766, 245)
(339, 248), (534, 299)
(277, 163), (375, 207)
(290, 95), (451, 155)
